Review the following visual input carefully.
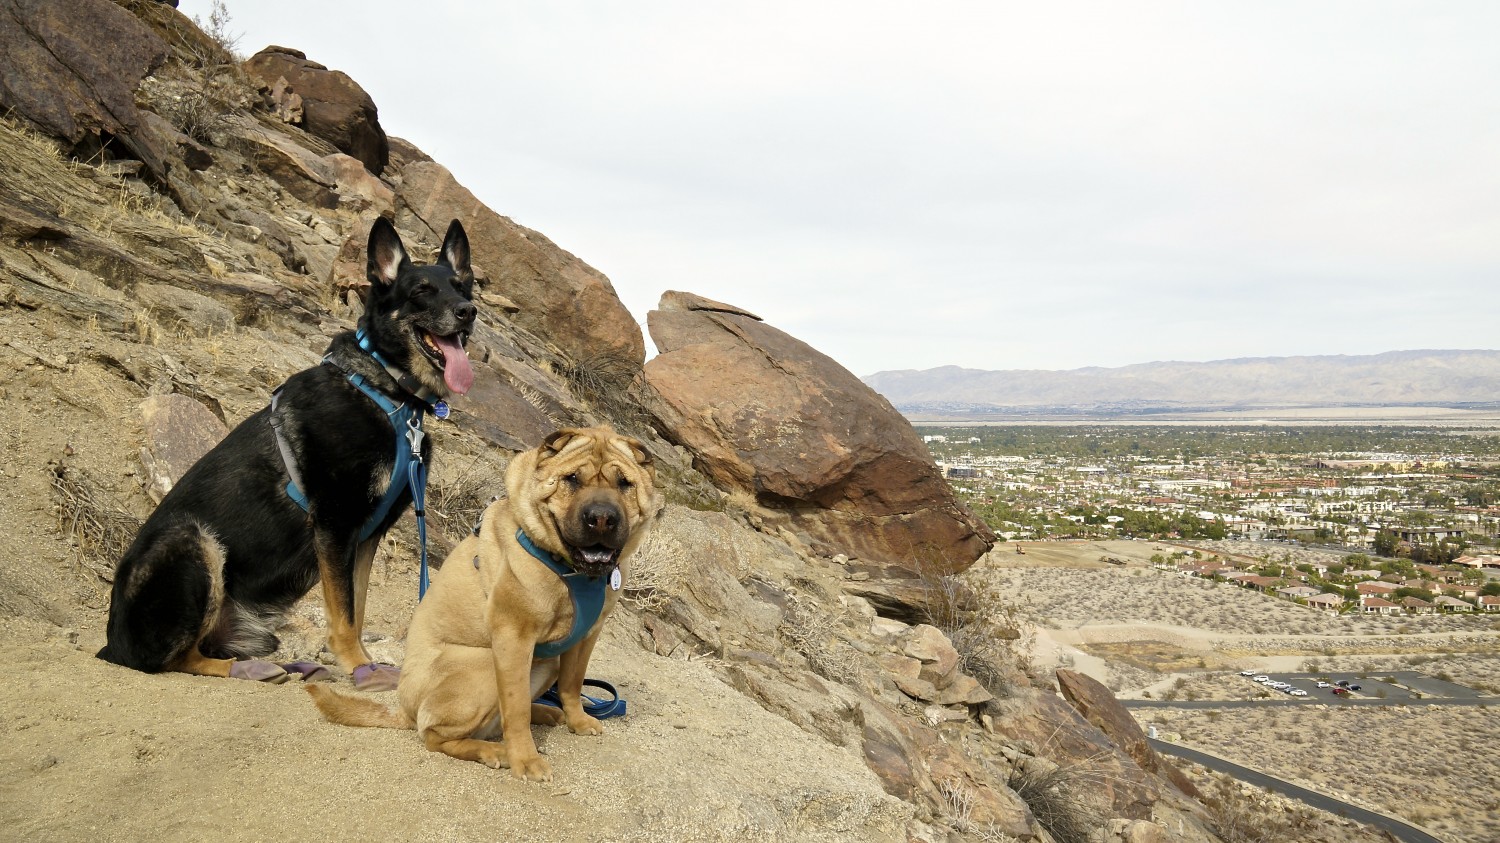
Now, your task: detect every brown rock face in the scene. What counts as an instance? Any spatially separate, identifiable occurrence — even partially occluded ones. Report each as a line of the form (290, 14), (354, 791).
(0, 0), (169, 171)
(1055, 669), (1198, 798)
(139, 394), (228, 503)
(395, 160), (644, 368)
(643, 291), (993, 571)
(243, 46), (389, 174)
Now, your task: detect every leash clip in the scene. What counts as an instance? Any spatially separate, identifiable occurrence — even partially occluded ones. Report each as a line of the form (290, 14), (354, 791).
(406, 415), (425, 461)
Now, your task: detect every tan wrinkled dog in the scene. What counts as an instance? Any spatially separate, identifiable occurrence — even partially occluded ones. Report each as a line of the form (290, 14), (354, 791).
(307, 426), (662, 781)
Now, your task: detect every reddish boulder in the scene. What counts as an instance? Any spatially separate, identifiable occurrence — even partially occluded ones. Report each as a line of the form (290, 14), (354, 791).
(394, 160), (644, 368)
(1055, 669), (1198, 798)
(0, 0), (169, 172)
(243, 46), (388, 175)
(643, 291), (992, 571)
(139, 394), (228, 503)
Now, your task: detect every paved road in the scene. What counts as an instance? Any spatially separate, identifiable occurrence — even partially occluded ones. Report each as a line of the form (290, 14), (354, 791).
(1127, 696), (1498, 710)
(1149, 738), (1445, 843)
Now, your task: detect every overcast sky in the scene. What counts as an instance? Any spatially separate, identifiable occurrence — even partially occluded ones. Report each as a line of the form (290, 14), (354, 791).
(181, 1), (1500, 377)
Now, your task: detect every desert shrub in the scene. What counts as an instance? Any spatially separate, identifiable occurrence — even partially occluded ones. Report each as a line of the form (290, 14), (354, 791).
(921, 566), (1030, 695)
(1203, 775), (1306, 843)
(779, 602), (862, 685)
(1007, 761), (1103, 843)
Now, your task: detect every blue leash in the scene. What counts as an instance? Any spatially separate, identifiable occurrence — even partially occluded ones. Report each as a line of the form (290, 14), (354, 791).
(273, 329), (446, 600)
(536, 679), (628, 719)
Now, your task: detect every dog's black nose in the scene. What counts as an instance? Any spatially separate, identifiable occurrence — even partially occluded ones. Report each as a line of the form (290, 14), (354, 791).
(454, 302), (476, 324)
(580, 502), (620, 538)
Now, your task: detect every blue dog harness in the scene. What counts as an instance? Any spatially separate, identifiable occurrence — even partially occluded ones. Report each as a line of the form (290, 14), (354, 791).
(270, 330), (447, 598)
(512, 528), (627, 718)
(515, 529), (614, 658)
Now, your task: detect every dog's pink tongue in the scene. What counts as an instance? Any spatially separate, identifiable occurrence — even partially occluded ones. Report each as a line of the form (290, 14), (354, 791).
(434, 334), (474, 395)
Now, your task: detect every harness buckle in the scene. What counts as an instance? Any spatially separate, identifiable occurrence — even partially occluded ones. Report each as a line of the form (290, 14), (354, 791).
(406, 415), (425, 461)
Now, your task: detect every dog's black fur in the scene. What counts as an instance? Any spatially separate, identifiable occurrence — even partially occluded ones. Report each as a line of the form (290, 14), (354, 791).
(97, 218), (476, 681)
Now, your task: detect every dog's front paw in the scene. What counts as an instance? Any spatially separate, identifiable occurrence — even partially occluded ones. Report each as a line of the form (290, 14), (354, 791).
(509, 752), (553, 782)
(566, 712), (604, 736)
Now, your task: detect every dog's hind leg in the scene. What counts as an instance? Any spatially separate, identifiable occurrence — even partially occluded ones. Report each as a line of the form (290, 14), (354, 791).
(99, 522), (220, 674)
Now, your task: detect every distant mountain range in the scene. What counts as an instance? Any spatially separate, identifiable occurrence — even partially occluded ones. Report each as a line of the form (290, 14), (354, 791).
(862, 350), (1500, 416)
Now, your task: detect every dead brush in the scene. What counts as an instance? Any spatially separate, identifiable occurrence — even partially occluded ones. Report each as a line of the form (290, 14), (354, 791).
(558, 351), (653, 437)
(618, 524), (689, 613)
(1202, 774), (1312, 843)
(423, 456), (498, 553)
(1005, 759), (1106, 843)
(919, 562), (1031, 695)
(48, 461), (142, 582)
(779, 600), (862, 685)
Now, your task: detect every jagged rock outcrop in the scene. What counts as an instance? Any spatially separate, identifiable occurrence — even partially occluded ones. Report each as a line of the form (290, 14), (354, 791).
(0, 0), (169, 173)
(1057, 668), (1199, 798)
(243, 46), (389, 175)
(643, 291), (993, 572)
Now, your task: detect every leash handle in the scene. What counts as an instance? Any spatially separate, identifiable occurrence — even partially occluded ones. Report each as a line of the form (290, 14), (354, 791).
(536, 680), (627, 720)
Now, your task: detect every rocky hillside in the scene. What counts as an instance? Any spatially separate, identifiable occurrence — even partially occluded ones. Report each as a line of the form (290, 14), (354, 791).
(0, 3), (1378, 841)
(865, 350), (1500, 415)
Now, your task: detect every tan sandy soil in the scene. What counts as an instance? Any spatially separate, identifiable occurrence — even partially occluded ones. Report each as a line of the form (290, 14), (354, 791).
(0, 614), (908, 843)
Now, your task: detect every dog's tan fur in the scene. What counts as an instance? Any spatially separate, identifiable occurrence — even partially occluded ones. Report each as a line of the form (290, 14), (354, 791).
(307, 426), (662, 780)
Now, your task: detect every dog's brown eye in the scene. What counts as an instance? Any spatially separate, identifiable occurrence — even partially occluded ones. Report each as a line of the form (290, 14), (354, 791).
(562, 473), (580, 487)
(616, 476), (633, 491)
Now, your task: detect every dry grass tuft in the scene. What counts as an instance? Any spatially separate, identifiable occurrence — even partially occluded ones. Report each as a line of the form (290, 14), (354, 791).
(47, 461), (141, 581)
(779, 601), (863, 685)
(921, 564), (1032, 695)
(1005, 760), (1105, 843)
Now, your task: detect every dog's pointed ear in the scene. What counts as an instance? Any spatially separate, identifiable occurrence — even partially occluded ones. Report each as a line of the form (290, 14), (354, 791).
(367, 217), (411, 290)
(438, 220), (473, 292)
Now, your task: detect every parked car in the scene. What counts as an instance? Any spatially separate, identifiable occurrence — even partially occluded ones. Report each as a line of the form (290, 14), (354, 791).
(1350, 684), (1362, 691)
(1239, 670), (1256, 676)
(1332, 688), (1350, 696)
(1315, 681), (1331, 688)
(1336, 680), (1350, 687)
(1290, 689), (1308, 696)
(1253, 675), (1270, 682)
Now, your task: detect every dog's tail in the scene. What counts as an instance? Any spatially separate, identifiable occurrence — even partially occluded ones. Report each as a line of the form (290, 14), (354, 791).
(305, 685), (414, 730)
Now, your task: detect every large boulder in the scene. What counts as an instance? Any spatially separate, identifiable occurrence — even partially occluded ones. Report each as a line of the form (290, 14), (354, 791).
(0, 0), (169, 172)
(394, 160), (644, 368)
(1055, 669), (1198, 798)
(242, 46), (388, 175)
(643, 291), (993, 572)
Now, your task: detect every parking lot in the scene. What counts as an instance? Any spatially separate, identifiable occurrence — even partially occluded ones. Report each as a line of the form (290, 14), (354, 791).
(1238, 671), (1438, 702)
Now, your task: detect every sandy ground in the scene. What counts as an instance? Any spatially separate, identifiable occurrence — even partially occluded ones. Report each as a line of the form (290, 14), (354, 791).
(0, 613), (909, 843)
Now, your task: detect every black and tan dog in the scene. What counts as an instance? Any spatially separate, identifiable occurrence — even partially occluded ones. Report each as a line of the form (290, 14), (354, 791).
(307, 426), (662, 781)
(97, 217), (477, 689)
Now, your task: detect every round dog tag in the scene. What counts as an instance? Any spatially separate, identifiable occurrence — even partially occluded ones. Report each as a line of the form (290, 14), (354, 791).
(433, 400), (450, 420)
(609, 568), (621, 591)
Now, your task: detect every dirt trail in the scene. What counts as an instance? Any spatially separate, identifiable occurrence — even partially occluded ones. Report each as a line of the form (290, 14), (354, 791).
(0, 616), (908, 842)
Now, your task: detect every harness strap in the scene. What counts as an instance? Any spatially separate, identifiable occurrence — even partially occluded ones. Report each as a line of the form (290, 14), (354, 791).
(268, 363), (435, 599)
(515, 529), (613, 659)
(269, 389), (309, 511)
